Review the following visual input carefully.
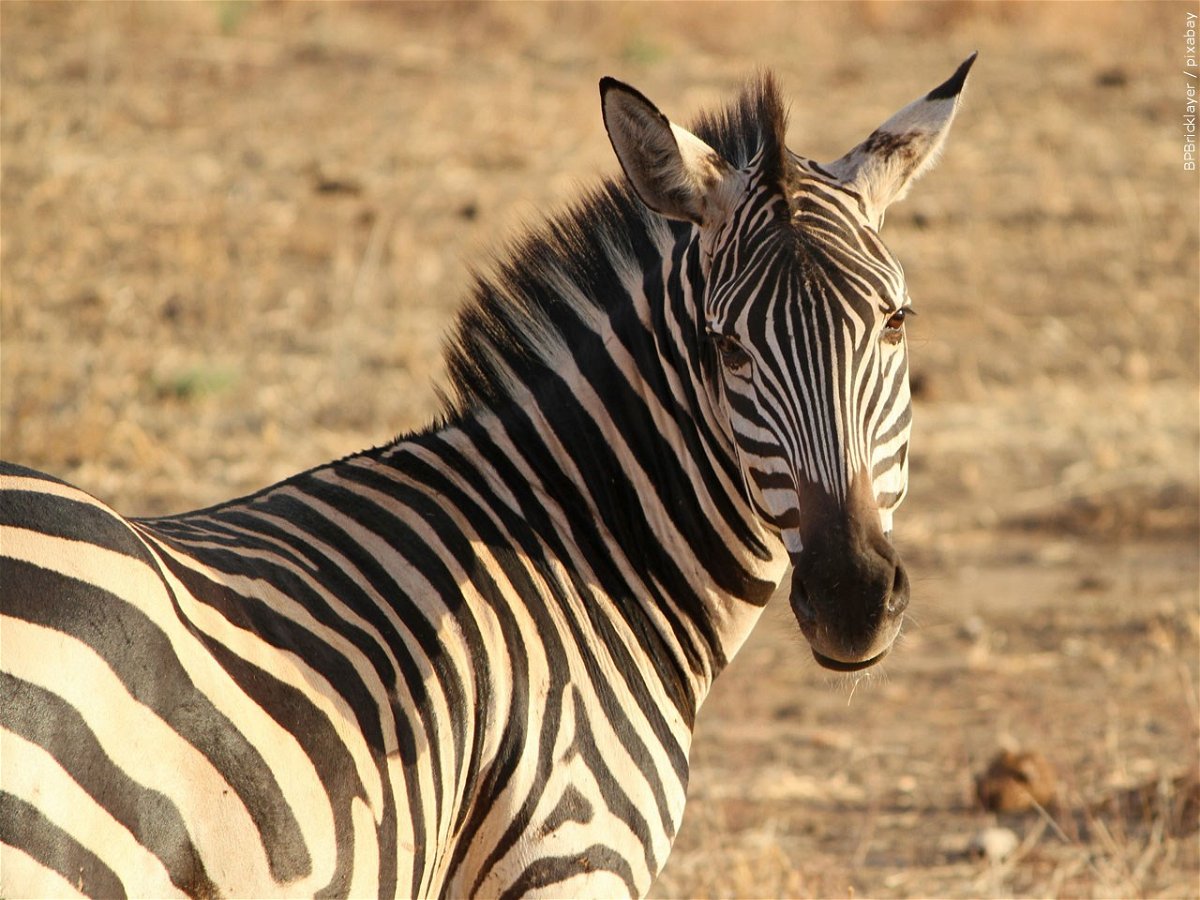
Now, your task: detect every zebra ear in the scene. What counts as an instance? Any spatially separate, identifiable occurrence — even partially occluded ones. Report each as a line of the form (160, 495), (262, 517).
(601, 77), (741, 228)
(826, 53), (976, 226)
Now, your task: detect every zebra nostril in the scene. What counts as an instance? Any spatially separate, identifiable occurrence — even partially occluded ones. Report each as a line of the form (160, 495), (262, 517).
(789, 578), (816, 623)
(887, 564), (910, 615)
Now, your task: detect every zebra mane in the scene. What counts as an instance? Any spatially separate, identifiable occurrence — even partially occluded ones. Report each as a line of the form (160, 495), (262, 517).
(690, 72), (789, 182)
(435, 74), (789, 425)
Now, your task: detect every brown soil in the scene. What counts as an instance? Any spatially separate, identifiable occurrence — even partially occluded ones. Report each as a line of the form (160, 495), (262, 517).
(3, 3), (1197, 897)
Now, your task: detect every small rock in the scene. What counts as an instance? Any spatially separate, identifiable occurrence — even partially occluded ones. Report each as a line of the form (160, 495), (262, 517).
(958, 614), (986, 642)
(976, 749), (1057, 812)
(967, 826), (1020, 863)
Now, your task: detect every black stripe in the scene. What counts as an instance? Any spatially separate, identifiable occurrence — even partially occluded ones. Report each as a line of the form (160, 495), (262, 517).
(152, 501), (405, 764)
(265, 462), (524, 897)
(468, 678), (569, 897)
(0, 791), (128, 900)
(373, 434), (664, 893)
(570, 684), (660, 872)
(149, 552), (367, 898)
(542, 785), (594, 833)
(444, 417), (689, 778)
(433, 422), (683, 870)
(1, 672), (219, 898)
(362, 445), (558, 892)
(252, 482), (468, 816)
(151, 499), (431, 898)
(2, 558), (312, 883)
(0, 490), (150, 560)
(500, 844), (637, 900)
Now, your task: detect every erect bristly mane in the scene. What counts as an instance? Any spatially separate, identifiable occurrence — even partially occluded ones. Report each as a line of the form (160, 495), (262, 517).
(689, 73), (789, 185)
(435, 74), (789, 426)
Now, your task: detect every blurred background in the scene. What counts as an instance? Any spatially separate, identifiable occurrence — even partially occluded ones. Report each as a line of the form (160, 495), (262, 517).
(2, 3), (1197, 897)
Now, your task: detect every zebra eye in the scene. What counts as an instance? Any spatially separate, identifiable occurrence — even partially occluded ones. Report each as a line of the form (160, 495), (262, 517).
(882, 308), (913, 344)
(712, 333), (752, 373)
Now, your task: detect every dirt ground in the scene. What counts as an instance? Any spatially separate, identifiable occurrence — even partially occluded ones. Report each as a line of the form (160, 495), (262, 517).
(2, 3), (1197, 898)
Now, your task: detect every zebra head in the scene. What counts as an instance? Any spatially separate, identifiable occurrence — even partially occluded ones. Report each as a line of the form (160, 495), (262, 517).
(602, 57), (975, 672)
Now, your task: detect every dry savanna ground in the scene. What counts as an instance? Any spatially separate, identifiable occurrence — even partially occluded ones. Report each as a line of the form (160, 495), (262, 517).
(2, 3), (1198, 898)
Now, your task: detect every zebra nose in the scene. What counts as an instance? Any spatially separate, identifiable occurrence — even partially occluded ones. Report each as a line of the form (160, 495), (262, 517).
(787, 478), (909, 669)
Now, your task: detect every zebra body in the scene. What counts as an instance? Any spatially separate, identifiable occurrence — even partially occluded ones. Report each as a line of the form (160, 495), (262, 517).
(3, 446), (700, 898)
(1, 59), (973, 898)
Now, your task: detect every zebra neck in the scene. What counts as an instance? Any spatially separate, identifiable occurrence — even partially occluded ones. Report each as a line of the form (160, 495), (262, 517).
(401, 415), (781, 725)
(407, 243), (785, 717)
(418, 183), (790, 713)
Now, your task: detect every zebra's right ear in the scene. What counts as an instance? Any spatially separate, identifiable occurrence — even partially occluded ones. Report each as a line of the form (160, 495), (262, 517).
(601, 77), (742, 228)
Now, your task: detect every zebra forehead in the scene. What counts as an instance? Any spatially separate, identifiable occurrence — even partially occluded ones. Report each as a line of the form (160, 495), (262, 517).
(782, 182), (904, 281)
(784, 169), (874, 225)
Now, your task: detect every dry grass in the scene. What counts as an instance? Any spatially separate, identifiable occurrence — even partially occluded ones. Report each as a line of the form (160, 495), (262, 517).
(2, 2), (1197, 897)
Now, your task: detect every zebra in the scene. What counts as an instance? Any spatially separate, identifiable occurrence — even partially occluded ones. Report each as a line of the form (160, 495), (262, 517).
(1, 56), (974, 899)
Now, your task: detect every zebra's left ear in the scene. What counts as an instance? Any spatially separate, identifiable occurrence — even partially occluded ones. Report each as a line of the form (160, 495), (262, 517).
(601, 77), (743, 228)
(827, 53), (977, 227)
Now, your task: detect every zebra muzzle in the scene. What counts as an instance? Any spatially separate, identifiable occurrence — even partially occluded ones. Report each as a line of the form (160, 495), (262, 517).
(790, 581), (902, 671)
(787, 476), (909, 671)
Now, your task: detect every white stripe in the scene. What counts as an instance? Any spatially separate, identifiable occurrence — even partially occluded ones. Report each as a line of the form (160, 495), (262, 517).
(1, 729), (184, 898)
(1, 616), (279, 895)
(2, 532), (339, 895)
(149, 519), (390, 818)
(0, 842), (87, 900)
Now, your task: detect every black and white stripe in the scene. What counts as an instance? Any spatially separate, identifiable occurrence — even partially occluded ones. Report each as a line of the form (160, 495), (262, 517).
(2, 58), (973, 899)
